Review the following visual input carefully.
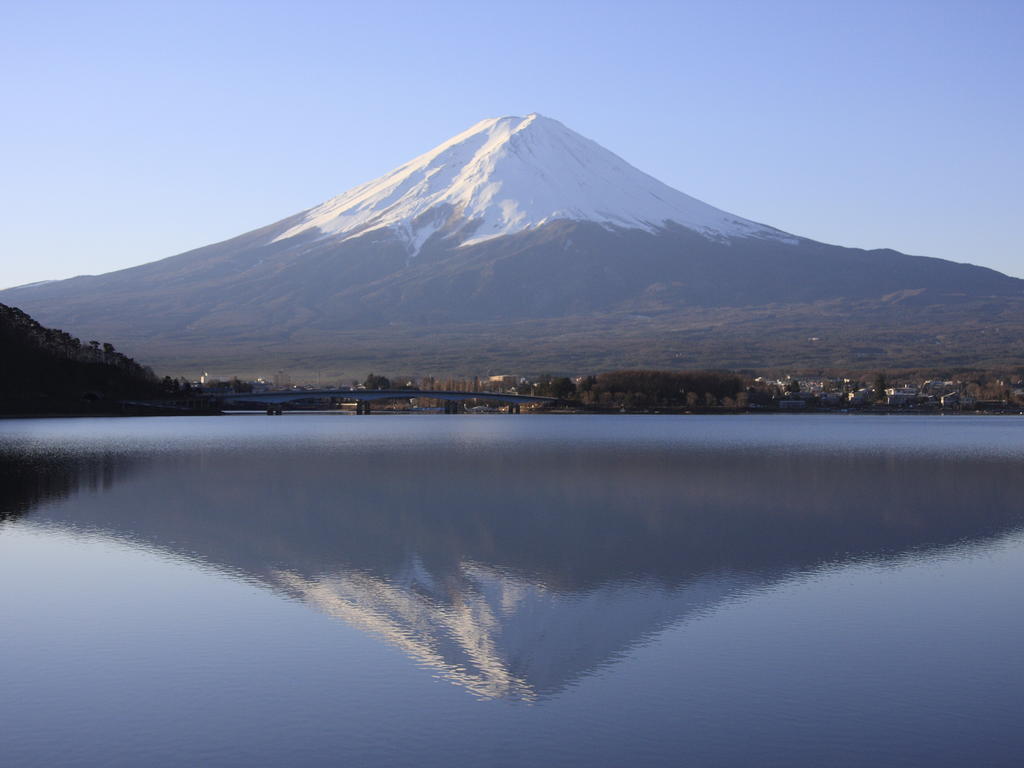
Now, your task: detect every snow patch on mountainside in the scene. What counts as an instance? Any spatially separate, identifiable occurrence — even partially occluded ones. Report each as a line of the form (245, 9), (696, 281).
(272, 114), (796, 254)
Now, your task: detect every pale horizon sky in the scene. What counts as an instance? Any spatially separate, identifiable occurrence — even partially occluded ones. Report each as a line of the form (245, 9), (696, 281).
(2, 0), (1022, 289)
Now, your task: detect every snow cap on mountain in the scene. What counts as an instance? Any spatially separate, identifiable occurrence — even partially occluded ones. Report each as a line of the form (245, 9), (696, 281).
(273, 113), (793, 252)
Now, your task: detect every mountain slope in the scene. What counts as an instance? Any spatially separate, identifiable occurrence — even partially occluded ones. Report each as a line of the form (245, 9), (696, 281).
(2, 114), (1022, 376)
(271, 114), (797, 251)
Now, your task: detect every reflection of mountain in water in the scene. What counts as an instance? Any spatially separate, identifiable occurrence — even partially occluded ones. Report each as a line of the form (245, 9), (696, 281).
(5, 444), (1024, 699)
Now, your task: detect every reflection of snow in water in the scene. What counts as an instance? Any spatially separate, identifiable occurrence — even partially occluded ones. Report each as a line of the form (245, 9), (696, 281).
(274, 565), (535, 701)
(273, 559), (757, 701)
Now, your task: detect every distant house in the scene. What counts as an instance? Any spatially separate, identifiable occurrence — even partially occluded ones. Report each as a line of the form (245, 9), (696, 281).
(922, 379), (954, 395)
(847, 388), (874, 405)
(885, 387), (919, 407)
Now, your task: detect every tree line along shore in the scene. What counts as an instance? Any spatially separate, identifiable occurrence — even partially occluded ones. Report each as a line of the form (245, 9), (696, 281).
(3, 302), (1022, 416)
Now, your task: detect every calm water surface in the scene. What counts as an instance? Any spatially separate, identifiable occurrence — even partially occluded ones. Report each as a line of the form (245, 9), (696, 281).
(1, 414), (1023, 767)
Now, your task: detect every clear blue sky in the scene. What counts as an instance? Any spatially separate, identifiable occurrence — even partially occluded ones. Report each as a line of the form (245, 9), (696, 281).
(2, 0), (1021, 289)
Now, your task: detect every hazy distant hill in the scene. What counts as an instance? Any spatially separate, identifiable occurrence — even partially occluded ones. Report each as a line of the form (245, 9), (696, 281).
(3, 114), (1022, 376)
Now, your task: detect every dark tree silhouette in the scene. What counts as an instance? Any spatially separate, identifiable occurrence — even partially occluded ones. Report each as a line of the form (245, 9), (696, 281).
(0, 303), (159, 414)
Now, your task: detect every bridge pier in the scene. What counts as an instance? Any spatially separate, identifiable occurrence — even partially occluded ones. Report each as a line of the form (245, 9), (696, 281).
(355, 400), (371, 415)
(508, 403), (520, 414)
(443, 400), (460, 414)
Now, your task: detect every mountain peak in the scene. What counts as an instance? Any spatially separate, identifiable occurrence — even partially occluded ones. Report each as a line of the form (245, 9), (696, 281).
(272, 114), (794, 253)
(4, 111), (1022, 377)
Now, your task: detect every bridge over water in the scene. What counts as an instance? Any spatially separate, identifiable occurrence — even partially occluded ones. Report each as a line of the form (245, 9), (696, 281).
(217, 389), (558, 414)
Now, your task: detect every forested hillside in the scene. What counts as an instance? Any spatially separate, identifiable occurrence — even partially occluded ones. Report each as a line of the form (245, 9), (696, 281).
(0, 303), (158, 414)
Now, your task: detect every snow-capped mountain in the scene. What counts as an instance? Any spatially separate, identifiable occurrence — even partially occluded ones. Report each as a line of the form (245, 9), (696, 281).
(272, 113), (795, 252)
(1, 113), (1022, 375)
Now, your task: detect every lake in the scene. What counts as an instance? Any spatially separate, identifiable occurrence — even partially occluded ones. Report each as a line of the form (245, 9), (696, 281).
(1, 414), (1023, 767)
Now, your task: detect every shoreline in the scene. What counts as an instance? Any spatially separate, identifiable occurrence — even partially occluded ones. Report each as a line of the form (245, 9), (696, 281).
(4, 407), (1021, 419)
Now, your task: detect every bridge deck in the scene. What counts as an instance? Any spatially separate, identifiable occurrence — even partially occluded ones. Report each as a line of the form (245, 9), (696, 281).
(217, 389), (556, 405)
